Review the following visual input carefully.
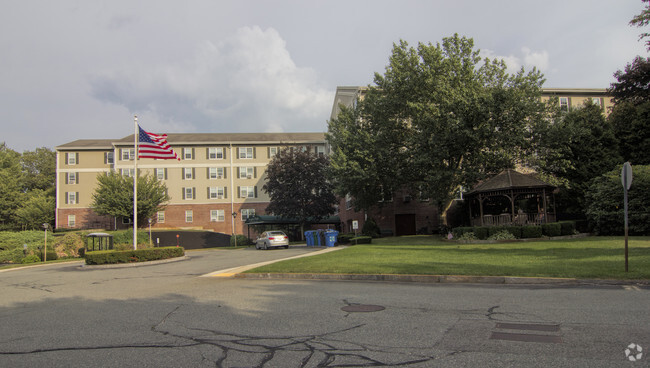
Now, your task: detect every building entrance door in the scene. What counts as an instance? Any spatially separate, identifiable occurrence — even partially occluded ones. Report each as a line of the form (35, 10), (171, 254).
(395, 214), (416, 236)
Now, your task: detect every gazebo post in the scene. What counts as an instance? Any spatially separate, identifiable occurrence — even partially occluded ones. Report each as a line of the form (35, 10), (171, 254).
(479, 194), (484, 226)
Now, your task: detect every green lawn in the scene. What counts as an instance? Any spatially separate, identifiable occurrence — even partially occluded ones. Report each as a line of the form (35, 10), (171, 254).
(247, 236), (650, 280)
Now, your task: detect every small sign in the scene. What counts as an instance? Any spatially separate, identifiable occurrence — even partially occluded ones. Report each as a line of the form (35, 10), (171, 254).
(621, 162), (633, 190)
(352, 220), (359, 230)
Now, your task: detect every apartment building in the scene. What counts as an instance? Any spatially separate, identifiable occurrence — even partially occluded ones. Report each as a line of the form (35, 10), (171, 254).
(330, 86), (614, 235)
(56, 133), (328, 235)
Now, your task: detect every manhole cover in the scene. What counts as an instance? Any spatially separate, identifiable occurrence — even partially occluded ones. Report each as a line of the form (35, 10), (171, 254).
(341, 304), (385, 313)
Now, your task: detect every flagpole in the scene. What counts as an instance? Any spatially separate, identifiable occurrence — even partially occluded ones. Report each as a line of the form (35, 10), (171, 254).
(133, 115), (138, 250)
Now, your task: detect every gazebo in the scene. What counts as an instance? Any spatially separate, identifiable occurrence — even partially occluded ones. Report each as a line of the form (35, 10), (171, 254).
(466, 170), (557, 227)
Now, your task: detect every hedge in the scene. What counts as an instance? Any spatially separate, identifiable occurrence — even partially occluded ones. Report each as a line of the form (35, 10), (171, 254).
(349, 236), (372, 244)
(337, 233), (355, 245)
(542, 223), (561, 237)
(521, 225), (543, 239)
(85, 247), (185, 265)
(558, 221), (576, 236)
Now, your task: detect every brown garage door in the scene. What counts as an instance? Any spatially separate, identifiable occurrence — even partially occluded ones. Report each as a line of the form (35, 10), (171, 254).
(395, 214), (416, 236)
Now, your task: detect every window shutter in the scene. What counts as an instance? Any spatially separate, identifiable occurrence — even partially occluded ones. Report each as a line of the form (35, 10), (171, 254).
(237, 186), (241, 198)
(223, 169), (227, 179)
(76, 153), (79, 164)
(207, 187), (210, 199)
(253, 147), (256, 159)
(192, 187), (196, 199)
(76, 192), (79, 204)
(223, 148), (226, 160)
(206, 167), (210, 179)
(182, 188), (186, 200)
(65, 174), (68, 185)
(164, 168), (168, 180)
(206, 147), (210, 159)
(237, 168), (241, 179)
(104, 152), (108, 164)
(65, 153), (69, 164)
(254, 167), (257, 178)
(254, 186), (258, 198)
(76, 173), (79, 184)
(600, 98), (605, 110)
(192, 168), (195, 179)
(182, 169), (185, 180)
(568, 97), (572, 110)
(224, 187), (227, 199)
(65, 192), (69, 204)
(192, 148), (195, 160)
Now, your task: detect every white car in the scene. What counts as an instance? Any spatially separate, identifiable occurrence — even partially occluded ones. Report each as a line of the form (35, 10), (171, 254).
(255, 231), (289, 250)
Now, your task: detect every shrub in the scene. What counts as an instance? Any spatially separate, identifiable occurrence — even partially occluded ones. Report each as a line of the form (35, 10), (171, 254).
(52, 232), (85, 258)
(474, 227), (489, 240)
(0, 248), (24, 263)
(362, 218), (381, 238)
(337, 233), (354, 245)
(521, 225), (543, 239)
(36, 249), (58, 261)
(504, 226), (522, 239)
(349, 236), (372, 244)
(487, 226), (506, 237)
(21, 255), (41, 264)
(542, 223), (562, 237)
(84, 247), (185, 265)
(452, 227), (473, 238)
(488, 230), (516, 241)
(559, 221), (576, 236)
(230, 234), (252, 247)
(456, 232), (477, 241)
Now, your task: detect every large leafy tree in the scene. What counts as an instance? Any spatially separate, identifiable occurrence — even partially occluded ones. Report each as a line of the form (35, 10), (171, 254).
(91, 171), (170, 227)
(20, 147), (56, 193)
(0, 143), (23, 228)
(328, 34), (547, 210)
(630, 0), (650, 51)
(14, 189), (55, 230)
(262, 148), (337, 236)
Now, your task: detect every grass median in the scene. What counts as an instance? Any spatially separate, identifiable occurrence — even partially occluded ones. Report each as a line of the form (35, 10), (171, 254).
(245, 236), (650, 280)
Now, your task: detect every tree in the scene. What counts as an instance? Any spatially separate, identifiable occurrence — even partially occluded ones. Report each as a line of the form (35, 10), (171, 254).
(20, 147), (56, 193)
(609, 56), (650, 105)
(0, 143), (23, 229)
(609, 100), (650, 164)
(91, 171), (170, 228)
(262, 148), (337, 237)
(328, 34), (547, 211)
(544, 101), (621, 214)
(585, 164), (650, 235)
(630, 0), (650, 51)
(14, 189), (55, 230)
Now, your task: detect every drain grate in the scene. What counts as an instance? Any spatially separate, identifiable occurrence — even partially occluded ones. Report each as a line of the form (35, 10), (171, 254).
(341, 304), (385, 313)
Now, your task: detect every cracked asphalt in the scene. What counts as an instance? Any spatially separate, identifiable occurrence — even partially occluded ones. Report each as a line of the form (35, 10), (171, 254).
(0, 247), (648, 367)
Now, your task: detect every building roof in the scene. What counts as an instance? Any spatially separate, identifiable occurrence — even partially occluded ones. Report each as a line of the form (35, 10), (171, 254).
(57, 132), (327, 150)
(468, 169), (554, 194)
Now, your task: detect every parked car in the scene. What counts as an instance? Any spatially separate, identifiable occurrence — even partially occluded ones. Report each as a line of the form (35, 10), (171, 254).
(255, 231), (289, 250)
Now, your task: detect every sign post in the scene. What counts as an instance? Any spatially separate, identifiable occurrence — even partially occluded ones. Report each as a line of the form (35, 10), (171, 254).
(621, 162), (632, 272)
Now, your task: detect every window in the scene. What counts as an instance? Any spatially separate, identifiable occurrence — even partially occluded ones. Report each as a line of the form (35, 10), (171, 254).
(66, 192), (78, 204)
(105, 152), (114, 164)
(208, 147), (224, 160)
(559, 97), (569, 112)
(67, 172), (78, 185)
(185, 210), (193, 223)
(241, 209), (255, 221)
(238, 147), (254, 159)
(155, 168), (166, 180)
(121, 168), (135, 177)
(316, 146), (326, 156)
(68, 215), (76, 227)
(183, 167), (194, 180)
(209, 186), (226, 199)
(345, 194), (353, 210)
(269, 147), (278, 158)
(210, 210), (225, 222)
(592, 97), (602, 107)
(239, 186), (256, 198)
(157, 211), (165, 223)
(183, 148), (194, 160)
(66, 153), (78, 165)
(239, 167), (255, 179)
(208, 167), (224, 179)
(121, 148), (135, 161)
(183, 187), (195, 200)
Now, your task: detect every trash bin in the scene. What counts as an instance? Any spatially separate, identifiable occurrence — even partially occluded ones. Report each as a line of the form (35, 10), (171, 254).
(315, 230), (324, 246)
(324, 230), (339, 247)
(304, 231), (314, 246)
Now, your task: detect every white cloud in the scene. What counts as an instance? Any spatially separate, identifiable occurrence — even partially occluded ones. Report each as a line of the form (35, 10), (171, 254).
(89, 26), (331, 134)
(481, 47), (550, 75)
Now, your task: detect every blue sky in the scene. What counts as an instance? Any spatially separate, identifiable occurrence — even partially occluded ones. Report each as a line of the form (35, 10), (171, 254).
(1, 0), (647, 152)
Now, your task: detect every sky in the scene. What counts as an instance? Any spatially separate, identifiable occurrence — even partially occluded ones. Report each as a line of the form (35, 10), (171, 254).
(1, 0), (647, 152)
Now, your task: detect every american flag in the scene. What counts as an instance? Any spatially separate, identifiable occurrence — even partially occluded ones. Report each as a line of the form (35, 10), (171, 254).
(138, 125), (179, 160)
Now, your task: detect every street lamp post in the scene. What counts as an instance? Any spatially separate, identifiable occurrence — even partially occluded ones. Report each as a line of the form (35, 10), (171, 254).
(232, 212), (238, 247)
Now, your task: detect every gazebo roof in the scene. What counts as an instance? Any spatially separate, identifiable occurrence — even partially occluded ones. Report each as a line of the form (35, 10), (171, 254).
(468, 169), (554, 195)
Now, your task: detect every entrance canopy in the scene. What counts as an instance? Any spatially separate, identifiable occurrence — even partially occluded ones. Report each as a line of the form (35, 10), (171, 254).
(466, 170), (556, 226)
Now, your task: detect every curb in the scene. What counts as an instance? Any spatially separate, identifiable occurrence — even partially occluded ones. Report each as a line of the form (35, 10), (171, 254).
(78, 255), (189, 269)
(232, 272), (650, 286)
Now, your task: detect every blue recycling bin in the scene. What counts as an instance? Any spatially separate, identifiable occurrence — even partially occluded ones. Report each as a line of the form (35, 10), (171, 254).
(315, 230), (324, 246)
(304, 231), (314, 246)
(324, 230), (339, 247)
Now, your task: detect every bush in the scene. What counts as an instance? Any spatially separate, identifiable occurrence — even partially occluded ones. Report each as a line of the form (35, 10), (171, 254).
(521, 225), (543, 239)
(542, 223), (562, 237)
(559, 221), (576, 236)
(487, 226), (506, 237)
(52, 232), (85, 258)
(362, 218), (381, 238)
(456, 232), (477, 241)
(349, 236), (372, 244)
(85, 247), (185, 265)
(337, 233), (354, 245)
(21, 255), (41, 264)
(487, 230), (516, 241)
(0, 248), (24, 263)
(452, 227), (473, 239)
(111, 230), (150, 247)
(230, 234), (252, 247)
(36, 249), (58, 261)
(504, 226), (522, 239)
(474, 226), (489, 240)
